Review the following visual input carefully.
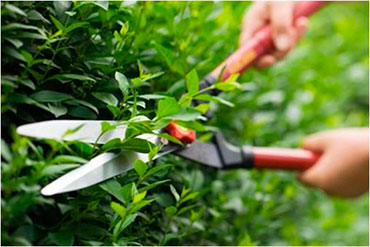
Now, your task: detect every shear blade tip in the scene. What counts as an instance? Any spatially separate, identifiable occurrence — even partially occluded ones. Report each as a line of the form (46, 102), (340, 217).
(41, 186), (56, 196)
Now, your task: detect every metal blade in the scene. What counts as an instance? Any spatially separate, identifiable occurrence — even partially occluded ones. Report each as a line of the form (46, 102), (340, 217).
(41, 145), (178, 196)
(175, 140), (223, 168)
(17, 120), (125, 144)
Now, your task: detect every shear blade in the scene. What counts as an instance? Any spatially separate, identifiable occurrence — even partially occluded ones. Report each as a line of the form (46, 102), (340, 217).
(41, 145), (178, 196)
(16, 120), (126, 144)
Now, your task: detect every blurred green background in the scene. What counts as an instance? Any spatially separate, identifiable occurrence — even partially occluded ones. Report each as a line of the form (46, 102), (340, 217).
(1, 1), (369, 246)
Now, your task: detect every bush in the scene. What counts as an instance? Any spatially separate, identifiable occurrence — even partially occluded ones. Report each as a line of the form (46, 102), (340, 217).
(1, 1), (369, 246)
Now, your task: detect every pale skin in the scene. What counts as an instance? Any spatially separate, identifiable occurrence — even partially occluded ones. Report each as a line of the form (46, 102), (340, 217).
(240, 2), (369, 198)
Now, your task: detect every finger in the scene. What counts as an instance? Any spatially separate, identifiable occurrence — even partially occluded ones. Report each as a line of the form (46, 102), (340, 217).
(302, 132), (332, 152)
(269, 2), (295, 51)
(239, 3), (268, 46)
(255, 55), (276, 68)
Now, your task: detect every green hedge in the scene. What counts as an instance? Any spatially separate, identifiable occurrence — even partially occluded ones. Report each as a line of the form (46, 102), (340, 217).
(1, 1), (369, 246)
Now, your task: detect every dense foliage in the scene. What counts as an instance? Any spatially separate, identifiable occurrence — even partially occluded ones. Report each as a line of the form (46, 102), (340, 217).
(1, 1), (369, 246)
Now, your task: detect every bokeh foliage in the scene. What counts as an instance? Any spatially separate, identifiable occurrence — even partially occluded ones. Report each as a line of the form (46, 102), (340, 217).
(1, 1), (369, 246)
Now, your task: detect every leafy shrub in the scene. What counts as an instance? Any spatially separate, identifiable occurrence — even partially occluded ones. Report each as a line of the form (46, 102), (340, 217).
(1, 1), (369, 246)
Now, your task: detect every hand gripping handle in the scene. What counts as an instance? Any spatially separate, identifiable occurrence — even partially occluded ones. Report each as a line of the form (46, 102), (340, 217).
(210, 1), (325, 81)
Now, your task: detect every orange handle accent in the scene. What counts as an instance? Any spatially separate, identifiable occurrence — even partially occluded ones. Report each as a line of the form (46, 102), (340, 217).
(165, 120), (196, 144)
(253, 147), (321, 170)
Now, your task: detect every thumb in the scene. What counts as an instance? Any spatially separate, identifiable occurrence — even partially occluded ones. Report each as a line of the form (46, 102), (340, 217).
(302, 132), (331, 152)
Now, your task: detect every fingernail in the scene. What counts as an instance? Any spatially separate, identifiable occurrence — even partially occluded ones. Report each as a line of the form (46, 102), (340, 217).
(275, 34), (291, 51)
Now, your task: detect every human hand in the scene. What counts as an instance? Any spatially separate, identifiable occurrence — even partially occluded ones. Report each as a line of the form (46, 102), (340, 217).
(300, 128), (369, 198)
(239, 2), (308, 68)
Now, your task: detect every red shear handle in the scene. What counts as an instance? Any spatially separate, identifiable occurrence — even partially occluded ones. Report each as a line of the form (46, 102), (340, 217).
(252, 147), (321, 170)
(211, 1), (325, 81)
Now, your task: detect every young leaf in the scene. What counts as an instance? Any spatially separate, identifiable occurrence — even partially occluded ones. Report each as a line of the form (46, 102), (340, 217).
(133, 191), (146, 204)
(101, 121), (116, 133)
(133, 160), (148, 176)
(110, 202), (127, 219)
(186, 69), (199, 95)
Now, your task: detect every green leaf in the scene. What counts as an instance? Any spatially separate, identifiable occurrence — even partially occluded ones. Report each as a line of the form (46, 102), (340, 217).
(194, 103), (210, 114)
(20, 50), (33, 66)
(177, 204), (198, 216)
(133, 191), (146, 203)
(49, 231), (74, 246)
(113, 214), (137, 241)
(31, 90), (72, 102)
(133, 160), (148, 176)
(1, 139), (12, 162)
(194, 94), (234, 107)
(65, 22), (89, 33)
(100, 179), (125, 203)
(27, 10), (50, 23)
(139, 94), (168, 100)
(121, 138), (156, 153)
(47, 74), (96, 83)
(92, 92), (118, 106)
(5, 4), (27, 16)
(138, 179), (170, 193)
(19, 78), (35, 90)
(170, 185), (180, 202)
(214, 81), (241, 91)
(157, 133), (183, 146)
(92, 1), (109, 11)
(180, 191), (199, 204)
(144, 164), (173, 179)
(101, 138), (122, 151)
(156, 97), (181, 119)
(5, 37), (23, 49)
(115, 72), (130, 97)
(186, 69), (199, 95)
(120, 183), (134, 203)
(170, 108), (203, 121)
(110, 202), (126, 219)
(73, 99), (99, 114)
(101, 121), (116, 133)
(165, 206), (177, 217)
(50, 15), (64, 30)
(69, 106), (97, 119)
(51, 155), (88, 164)
(107, 105), (120, 118)
(47, 103), (68, 117)
(40, 164), (80, 177)
(130, 199), (154, 213)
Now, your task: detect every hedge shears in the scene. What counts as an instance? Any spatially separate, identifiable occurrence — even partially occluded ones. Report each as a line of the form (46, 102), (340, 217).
(16, 2), (324, 196)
